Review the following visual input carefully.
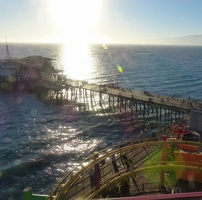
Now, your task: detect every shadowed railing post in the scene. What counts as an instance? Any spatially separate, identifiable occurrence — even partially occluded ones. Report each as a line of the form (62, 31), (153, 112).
(94, 152), (101, 189)
(160, 135), (167, 188)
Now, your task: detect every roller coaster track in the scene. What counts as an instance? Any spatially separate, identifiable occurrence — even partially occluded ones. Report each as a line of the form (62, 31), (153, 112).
(84, 163), (202, 200)
(47, 139), (202, 200)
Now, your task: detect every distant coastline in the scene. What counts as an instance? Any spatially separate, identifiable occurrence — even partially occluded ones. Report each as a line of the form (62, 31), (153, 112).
(0, 34), (202, 46)
(150, 34), (202, 46)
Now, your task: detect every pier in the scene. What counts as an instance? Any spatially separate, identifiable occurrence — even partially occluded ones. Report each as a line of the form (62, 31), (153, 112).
(1, 54), (200, 124)
(34, 77), (199, 124)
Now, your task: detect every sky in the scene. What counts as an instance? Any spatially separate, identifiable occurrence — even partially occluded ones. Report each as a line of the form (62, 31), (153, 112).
(0, 0), (202, 45)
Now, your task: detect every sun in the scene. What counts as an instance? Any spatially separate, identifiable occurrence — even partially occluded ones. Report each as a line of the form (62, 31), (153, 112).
(49, 0), (101, 45)
(49, 0), (102, 80)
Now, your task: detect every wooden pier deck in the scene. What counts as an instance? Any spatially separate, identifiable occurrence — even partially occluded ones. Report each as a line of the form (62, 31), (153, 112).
(83, 83), (191, 111)
(36, 78), (201, 114)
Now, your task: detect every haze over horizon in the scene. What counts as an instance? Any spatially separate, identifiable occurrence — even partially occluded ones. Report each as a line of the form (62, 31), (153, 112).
(0, 0), (202, 46)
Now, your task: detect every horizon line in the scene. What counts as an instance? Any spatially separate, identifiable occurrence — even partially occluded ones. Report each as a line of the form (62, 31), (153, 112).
(0, 41), (202, 47)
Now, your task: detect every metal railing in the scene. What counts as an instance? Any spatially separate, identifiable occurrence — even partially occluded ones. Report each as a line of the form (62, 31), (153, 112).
(47, 139), (202, 200)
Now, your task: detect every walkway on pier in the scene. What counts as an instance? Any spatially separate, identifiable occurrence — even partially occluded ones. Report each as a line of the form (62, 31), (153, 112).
(83, 83), (193, 112)
(36, 79), (200, 113)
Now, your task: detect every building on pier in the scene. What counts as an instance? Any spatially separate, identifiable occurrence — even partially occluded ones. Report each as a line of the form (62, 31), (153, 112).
(190, 110), (202, 134)
(0, 58), (20, 83)
(17, 55), (56, 79)
(0, 55), (59, 90)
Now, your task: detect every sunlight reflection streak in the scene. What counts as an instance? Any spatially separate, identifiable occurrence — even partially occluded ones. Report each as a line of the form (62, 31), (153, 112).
(60, 44), (94, 80)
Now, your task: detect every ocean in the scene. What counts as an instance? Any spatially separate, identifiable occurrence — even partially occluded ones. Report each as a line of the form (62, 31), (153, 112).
(0, 44), (202, 199)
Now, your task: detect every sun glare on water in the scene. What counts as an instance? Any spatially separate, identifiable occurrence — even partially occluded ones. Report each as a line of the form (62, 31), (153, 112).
(59, 44), (94, 80)
(49, 0), (101, 80)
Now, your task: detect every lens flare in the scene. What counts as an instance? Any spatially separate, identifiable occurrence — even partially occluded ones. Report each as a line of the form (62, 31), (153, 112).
(102, 44), (108, 50)
(117, 64), (123, 73)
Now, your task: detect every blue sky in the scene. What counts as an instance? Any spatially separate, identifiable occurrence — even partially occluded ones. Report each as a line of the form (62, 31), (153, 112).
(0, 0), (202, 44)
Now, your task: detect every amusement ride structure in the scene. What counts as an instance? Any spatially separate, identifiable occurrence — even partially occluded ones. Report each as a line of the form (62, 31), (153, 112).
(23, 120), (202, 199)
